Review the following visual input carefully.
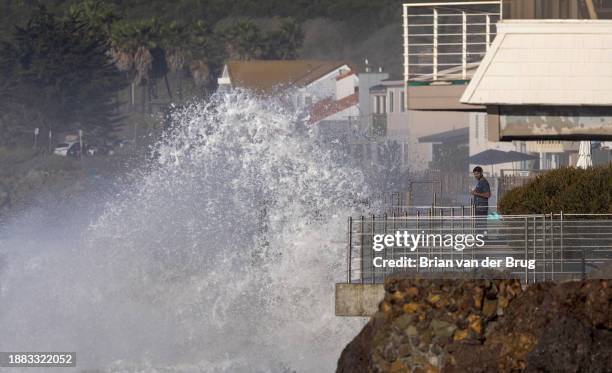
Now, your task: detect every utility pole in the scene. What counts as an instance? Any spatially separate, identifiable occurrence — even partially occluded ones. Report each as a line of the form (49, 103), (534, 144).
(48, 129), (52, 154)
(79, 129), (83, 161)
(33, 127), (39, 149)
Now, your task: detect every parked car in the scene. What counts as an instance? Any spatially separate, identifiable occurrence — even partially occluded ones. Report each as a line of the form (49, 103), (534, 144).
(53, 142), (77, 156)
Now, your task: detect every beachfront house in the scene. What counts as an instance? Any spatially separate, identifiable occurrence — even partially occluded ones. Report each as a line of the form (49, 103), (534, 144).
(217, 59), (354, 109)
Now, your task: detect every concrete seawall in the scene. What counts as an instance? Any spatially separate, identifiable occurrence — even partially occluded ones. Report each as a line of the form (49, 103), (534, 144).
(335, 283), (385, 316)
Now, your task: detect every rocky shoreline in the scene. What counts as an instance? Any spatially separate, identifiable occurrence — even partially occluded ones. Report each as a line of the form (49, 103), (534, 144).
(337, 276), (612, 372)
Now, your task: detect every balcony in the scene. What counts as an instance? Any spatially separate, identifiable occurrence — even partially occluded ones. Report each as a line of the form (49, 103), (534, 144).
(403, 1), (502, 83)
(402, 1), (501, 110)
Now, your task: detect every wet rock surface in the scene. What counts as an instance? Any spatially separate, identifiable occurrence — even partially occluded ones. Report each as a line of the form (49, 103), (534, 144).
(337, 276), (612, 373)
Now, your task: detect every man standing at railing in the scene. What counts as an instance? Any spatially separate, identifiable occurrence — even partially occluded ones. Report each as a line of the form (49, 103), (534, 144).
(471, 166), (491, 217)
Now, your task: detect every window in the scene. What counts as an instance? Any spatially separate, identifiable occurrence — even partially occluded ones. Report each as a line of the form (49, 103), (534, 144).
(400, 91), (405, 112)
(374, 95), (387, 114)
(375, 95), (387, 114)
(304, 95), (312, 107)
(389, 91), (394, 112)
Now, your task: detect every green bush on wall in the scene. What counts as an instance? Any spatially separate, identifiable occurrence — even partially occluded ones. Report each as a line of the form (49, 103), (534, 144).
(498, 165), (612, 215)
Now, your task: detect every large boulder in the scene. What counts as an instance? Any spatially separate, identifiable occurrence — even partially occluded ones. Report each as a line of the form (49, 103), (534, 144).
(337, 276), (612, 373)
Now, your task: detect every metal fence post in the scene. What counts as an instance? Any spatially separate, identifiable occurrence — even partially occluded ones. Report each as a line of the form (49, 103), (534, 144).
(461, 206), (465, 261)
(347, 216), (352, 283)
(451, 208), (454, 262)
(550, 212), (554, 281)
(582, 229), (587, 280)
(542, 214), (546, 282)
(427, 208), (433, 268)
(392, 212), (397, 273)
(440, 208), (444, 257)
(532, 216), (536, 283)
(524, 217), (529, 285)
(383, 213), (388, 280)
(560, 210), (564, 275)
(416, 210), (420, 273)
(371, 214), (376, 284)
(360, 215), (365, 284)
(470, 198), (475, 234)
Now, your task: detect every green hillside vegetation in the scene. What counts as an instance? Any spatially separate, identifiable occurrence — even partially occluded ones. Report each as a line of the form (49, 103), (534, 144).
(0, 0), (406, 147)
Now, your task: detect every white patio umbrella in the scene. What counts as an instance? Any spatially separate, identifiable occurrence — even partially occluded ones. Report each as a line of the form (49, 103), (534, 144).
(576, 141), (593, 169)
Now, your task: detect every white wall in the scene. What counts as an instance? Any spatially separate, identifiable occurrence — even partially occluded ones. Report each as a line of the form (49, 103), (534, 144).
(336, 74), (358, 100)
(383, 85), (410, 170)
(299, 65), (352, 108)
(385, 86), (408, 137)
(358, 72), (389, 118)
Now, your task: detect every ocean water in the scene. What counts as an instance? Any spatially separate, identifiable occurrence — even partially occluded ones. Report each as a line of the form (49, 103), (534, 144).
(0, 91), (368, 372)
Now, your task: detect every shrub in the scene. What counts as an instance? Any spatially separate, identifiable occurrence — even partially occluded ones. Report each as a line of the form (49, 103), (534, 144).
(498, 165), (612, 215)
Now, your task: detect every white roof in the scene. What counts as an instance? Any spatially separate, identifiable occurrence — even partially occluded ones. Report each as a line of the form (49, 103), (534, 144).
(461, 20), (612, 106)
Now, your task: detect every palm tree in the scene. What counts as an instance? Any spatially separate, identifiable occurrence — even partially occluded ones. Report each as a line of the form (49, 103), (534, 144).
(110, 18), (159, 112)
(188, 20), (224, 97)
(189, 60), (210, 92)
(161, 21), (187, 99)
(134, 45), (153, 86)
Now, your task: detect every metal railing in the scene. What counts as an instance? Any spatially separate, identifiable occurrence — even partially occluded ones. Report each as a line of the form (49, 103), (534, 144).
(345, 213), (612, 284)
(403, 1), (502, 82)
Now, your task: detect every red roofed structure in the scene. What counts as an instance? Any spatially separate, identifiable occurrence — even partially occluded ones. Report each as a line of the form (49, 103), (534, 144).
(308, 92), (359, 124)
